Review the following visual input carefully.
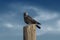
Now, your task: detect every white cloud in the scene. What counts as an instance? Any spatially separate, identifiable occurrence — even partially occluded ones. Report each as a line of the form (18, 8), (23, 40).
(57, 20), (60, 27)
(3, 22), (19, 28)
(37, 24), (60, 35)
(37, 25), (48, 35)
(47, 27), (54, 31)
(41, 13), (57, 20)
(34, 9), (58, 21)
(4, 23), (14, 28)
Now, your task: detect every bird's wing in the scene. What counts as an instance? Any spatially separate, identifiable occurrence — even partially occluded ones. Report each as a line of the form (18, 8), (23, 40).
(27, 15), (41, 25)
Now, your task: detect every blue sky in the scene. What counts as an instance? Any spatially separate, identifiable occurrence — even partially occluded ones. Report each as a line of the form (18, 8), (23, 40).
(0, 0), (60, 40)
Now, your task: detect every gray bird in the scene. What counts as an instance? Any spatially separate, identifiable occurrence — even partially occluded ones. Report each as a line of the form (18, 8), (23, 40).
(24, 12), (41, 29)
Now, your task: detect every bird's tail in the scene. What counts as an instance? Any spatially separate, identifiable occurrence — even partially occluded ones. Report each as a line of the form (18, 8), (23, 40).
(36, 25), (41, 29)
(37, 22), (41, 25)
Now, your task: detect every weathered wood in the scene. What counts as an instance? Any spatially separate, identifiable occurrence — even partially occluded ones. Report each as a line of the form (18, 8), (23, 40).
(23, 24), (36, 40)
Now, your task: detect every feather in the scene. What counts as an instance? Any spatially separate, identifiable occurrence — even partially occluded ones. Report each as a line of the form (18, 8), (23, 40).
(24, 12), (41, 29)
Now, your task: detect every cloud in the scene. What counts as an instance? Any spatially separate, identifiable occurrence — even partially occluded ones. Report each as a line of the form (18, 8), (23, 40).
(33, 8), (59, 21)
(57, 20), (60, 27)
(3, 23), (14, 28)
(38, 13), (58, 20)
(37, 25), (60, 35)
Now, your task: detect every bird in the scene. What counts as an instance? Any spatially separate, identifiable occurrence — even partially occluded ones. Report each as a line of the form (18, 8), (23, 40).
(24, 12), (41, 29)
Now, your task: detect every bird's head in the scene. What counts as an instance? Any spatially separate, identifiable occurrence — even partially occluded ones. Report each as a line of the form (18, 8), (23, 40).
(24, 12), (28, 16)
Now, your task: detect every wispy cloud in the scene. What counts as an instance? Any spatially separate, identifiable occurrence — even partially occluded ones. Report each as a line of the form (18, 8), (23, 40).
(33, 8), (59, 21)
(57, 20), (60, 27)
(35, 13), (58, 21)
(3, 23), (14, 28)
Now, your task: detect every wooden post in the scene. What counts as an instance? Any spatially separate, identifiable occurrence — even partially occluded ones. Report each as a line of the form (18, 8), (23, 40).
(23, 24), (36, 40)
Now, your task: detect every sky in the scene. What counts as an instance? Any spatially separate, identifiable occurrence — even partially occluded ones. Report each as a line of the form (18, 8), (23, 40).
(0, 0), (60, 40)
